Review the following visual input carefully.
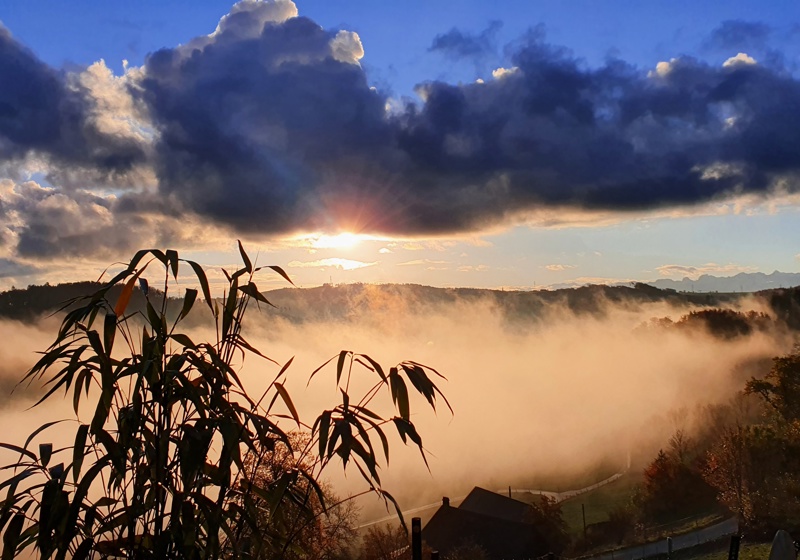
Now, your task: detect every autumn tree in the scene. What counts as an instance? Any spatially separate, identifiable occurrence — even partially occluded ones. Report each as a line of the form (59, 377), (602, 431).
(359, 523), (409, 560)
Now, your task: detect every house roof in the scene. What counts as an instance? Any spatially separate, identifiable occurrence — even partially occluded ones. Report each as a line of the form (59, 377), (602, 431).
(422, 488), (549, 559)
(458, 487), (535, 524)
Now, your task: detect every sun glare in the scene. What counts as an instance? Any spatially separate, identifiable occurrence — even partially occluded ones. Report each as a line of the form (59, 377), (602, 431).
(310, 232), (363, 249)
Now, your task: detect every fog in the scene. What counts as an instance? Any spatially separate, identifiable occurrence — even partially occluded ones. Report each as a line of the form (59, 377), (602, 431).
(0, 289), (791, 522)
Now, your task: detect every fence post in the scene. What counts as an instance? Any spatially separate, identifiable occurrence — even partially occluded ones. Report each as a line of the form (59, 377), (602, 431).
(667, 537), (673, 560)
(582, 503), (587, 544)
(412, 518), (422, 560)
(727, 533), (741, 560)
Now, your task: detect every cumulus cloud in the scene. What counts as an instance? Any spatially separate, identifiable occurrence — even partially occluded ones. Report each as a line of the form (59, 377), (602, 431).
(2, 4), (800, 260)
(656, 263), (759, 279)
(545, 264), (577, 272)
(0, 27), (148, 187)
(723, 52), (757, 67)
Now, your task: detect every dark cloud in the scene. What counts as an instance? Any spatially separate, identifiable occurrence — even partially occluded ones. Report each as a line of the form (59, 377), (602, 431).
(0, 181), (194, 259)
(2, 3), (800, 255)
(0, 258), (39, 279)
(704, 20), (772, 51)
(136, 7), (800, 236)
(0, 26), (147, 185)
(429, 20), (503, 61)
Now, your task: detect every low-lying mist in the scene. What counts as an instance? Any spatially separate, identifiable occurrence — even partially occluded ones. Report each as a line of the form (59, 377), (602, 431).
(0, 285), (792, 522)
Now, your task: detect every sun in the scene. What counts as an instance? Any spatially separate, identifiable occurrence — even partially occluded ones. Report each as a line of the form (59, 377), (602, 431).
(310, 232), (363, 250)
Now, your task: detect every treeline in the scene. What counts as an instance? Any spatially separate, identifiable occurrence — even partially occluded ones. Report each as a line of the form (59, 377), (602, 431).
(597, 348), (800, 547)
(5, 280), (800, 329)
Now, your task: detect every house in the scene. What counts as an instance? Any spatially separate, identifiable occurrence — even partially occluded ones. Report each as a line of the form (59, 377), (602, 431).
(422, 488), (549, 559)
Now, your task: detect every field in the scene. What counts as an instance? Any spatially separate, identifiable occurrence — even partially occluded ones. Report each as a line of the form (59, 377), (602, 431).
(560, 472), (643, 534)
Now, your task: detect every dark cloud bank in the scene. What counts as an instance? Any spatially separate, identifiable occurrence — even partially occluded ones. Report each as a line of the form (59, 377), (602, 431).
(1, 2), (800, 260)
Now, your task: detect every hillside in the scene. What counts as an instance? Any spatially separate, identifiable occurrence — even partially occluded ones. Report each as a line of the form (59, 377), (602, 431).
(2, 280), (800, 331)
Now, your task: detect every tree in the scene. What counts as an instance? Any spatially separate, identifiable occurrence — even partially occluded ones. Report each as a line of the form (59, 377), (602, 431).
(700, 351), (800, 535)
(637, 438), (716, 523)
(359, 524), (409, 560)
(241, 433), (358, 560)
(527, 496), (569, 553)
(0, 244), (451, 559)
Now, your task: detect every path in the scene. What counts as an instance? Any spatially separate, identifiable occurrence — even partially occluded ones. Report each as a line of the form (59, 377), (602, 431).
(358, 471), (627, 529)
(588, 517), (739, 560)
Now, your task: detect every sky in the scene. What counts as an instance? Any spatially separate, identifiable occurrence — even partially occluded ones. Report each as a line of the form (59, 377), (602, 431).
(1, 0), (800, 291)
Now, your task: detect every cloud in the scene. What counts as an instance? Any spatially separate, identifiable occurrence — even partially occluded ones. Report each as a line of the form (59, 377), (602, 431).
(0, 179), (221, 260)
(457, 264), (488, 272)
(656, 263), (759, 279)
(287, 258), (376, 270)
(722, 52), (757, 67)
(545, 264), (577, 272)
(3, 3), (800, 260)
(0, 257), (39, 279)
(705, 21), (772, 52)
(396, 259), (449, 267)
(0, 27), (149, 186)
(429, 20), (503, 62)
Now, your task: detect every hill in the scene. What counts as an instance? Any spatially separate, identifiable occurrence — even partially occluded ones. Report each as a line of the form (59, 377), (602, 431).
(2, 280), (799, 334)
(645, 271), (800, 293)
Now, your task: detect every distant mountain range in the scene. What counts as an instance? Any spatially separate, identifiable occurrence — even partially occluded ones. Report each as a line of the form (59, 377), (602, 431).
(644, 271), (800, 293)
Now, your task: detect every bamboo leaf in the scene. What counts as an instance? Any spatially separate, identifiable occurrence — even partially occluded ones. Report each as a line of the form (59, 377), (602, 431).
(0, 443), (35, 462)
(357, 354), (386, 382)
(38, 443), (52, 468)
(389, 369), (410, 420)
(336, 350), (349, 387)
(265, 265), (295, 286)
(307, 354), (336, 386)
(72, 425), (88, 483)
(238, 240), (252, 274)
(114, 268), (144, 317)
(166, 249), (179, 278)
(170, 333), (197, 350)
(185, 260), (214, 312)
(316, 411), (332, 460)
(23, 420), (68, 451)
(238, 282), (275, 308)
(273, 383), (300, 426)
(2, 511), (25, 560)
(103, 312), (116, 357)
(179, 288), (198, 321)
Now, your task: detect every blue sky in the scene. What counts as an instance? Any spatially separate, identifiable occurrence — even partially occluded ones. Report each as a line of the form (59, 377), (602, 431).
(0, 0), (799, 290)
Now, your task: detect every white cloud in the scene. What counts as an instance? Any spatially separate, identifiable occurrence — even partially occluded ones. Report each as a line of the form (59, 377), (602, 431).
(492, 66), (519, 80)
(545, 264), (577, 272)
(397, 259), (449, 267)
(287, 258), (376, 271)
(723, 52), (757, 68)
(656, 263), (759, 279)
(330, 30), (364, 65)
(648, 58), (679, 78)
(457, 264), (489, 272)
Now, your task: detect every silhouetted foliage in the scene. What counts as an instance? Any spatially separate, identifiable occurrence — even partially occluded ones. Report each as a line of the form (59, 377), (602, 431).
(0, 244), (451, 559)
